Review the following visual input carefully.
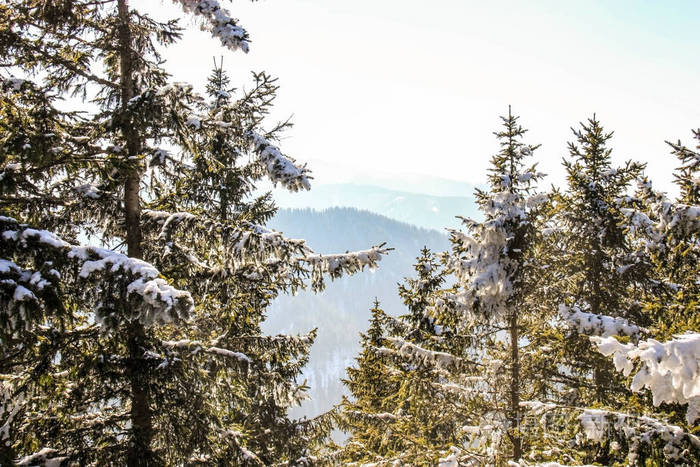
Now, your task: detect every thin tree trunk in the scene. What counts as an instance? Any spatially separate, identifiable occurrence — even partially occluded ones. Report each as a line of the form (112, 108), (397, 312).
(509, 312), (522, 460)
(591, 247), (607, 403)
(117, 1), (153, 464)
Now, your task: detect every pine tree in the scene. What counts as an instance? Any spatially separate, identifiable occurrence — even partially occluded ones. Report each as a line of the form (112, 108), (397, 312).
(0, 1), (387, 465)
(539, 117), (649, 412)
(514, 120), (700, 466)
(339, 301), (398, 462)
(349, 109), (551, 465)
(439, 109), (548, 463)
(339, 249), (470, 465)
(519, 117), (650, 464)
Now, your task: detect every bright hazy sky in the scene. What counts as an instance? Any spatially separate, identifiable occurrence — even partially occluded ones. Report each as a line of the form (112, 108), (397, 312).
(150, 0), (700, 195)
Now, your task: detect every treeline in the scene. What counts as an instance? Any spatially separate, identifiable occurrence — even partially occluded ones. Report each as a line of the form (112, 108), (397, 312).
(335, 113), (700, 466)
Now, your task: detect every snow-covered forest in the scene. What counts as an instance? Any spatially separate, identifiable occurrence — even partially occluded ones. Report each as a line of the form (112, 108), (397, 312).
(1, 1), (699, 466)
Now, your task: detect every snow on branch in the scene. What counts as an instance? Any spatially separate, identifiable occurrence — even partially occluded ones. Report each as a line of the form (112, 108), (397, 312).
(143, 209), (311, 260)
(246, 131), (312, 192)
(219, 333), (314, 349)
(302, 244), (390, 290)
(16, 448), (68, 467)
(0, 255), (62, 337)
(216, 430), (264, 465)
(173, 0), (251, 52)
(143, 211), (389, 290)
(162, 339), (251, 363)
(1, 216), (193, 329)
(234, 221), (311, 257)
(385, 336), (462, 370)
(577, 408), (700, 463)
(345, 410), (398, 423)
(442, 189), (549, 325)
(668, 204), (700, 231)
(520, 400), (700, 464)
(557, 304), (642, 338)
(0, 382), (22, 445)
(437, 447), (461, 467)
(592, 333), (700, 424)
(621, 179), (700, 251)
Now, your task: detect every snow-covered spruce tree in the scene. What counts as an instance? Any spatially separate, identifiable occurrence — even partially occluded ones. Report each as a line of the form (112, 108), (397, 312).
(0, 1), (388, 465)
(520, 117), (652, 465)
(634, 128), (700, 338)
(339, 248), (471, 465)
(536, 118), (649, 407)
(553, 115), (650, 365)
(583, 126), (700, 466)
(514, 120), (700, 466)
(569, 127), (700, 465)
(411, 109), (550, 464)
(137, 64), (341, 465)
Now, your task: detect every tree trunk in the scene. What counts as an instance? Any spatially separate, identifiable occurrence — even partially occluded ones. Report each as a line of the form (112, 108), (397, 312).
(117, 1), (153, 464)
(509, 312), (522, 460)
(591, 247), (607, 404)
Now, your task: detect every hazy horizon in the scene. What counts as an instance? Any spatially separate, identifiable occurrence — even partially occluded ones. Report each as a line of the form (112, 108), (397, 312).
(143, 0), (700, 198)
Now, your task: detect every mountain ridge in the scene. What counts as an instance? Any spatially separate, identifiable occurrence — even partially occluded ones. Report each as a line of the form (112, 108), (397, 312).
(271, 183), (478, 231)
(263, 207), (454, 418)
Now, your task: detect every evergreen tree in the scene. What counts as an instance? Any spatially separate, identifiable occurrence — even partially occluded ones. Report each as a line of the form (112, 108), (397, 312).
(538, 117), (648, 417)
(339, 249), (470, 465)
(340, 110), (548, 465)
(341, 109), (550, 465)
(519, 117), (652, 464)
(642, 128), (700, 337)
(339, 301), (398, 462)
(0, 1), (387, 465)
(434, 109), (548, 463)
(514, 120), (700, 466)
(581, 127), (700, 464)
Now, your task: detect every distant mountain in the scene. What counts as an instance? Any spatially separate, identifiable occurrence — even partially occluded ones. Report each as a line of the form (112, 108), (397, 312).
(297, 159), (481, 198)
(262, 207), (453, 419)
(271, 183), (479, 231)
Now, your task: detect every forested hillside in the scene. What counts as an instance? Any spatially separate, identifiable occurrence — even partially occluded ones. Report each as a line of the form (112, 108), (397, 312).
(265, 207), (451, 417)
(271, 184), (478, 231)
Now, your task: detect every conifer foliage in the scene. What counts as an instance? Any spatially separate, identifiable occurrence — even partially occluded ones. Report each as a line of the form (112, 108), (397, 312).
(1, 2), (699, 465)
(516, 118), (700, 466)
(339, 115), (700, 466)
(0, 1), (388, 465)
(433, 110), (548, 463)
(340, 111), (551, 465)
(339, 249), (468, 465)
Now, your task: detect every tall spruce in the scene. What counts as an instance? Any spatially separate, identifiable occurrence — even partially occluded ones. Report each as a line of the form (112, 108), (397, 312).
(513, 120), (700, 466)
(353, 109), (552, 464)
(439, 109), (548, 463)
(578, 128), (700, 465)
(0, 1), (387, 465)
(541, 116), (649, 411)
(521, 117), (652, 464)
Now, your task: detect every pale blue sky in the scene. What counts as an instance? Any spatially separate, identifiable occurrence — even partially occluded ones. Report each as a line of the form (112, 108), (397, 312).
(149, 0), (700, 194)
